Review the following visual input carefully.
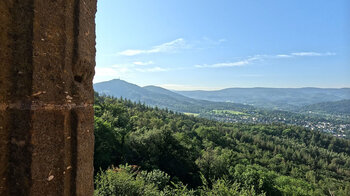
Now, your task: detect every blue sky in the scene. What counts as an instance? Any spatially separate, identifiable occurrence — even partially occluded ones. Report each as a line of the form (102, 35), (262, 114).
(95, 0), (350, 90)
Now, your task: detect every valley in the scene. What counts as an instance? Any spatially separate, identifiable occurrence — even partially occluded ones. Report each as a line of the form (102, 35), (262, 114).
(94, 79), (350, 139)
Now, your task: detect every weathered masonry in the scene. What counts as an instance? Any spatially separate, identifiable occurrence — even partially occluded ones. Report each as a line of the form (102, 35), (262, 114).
(0, 0), (97, 195)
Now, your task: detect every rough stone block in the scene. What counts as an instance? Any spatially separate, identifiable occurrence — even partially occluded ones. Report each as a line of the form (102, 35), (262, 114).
(0, 0), (97, 195)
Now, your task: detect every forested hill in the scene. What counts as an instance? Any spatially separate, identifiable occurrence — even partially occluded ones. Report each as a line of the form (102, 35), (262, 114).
(176, 88), (350, 111)
(299, 99), (350, 115)
(93, 79), (254, 113)
(94, 93), (350, 195)
(94, 79), (350, 112)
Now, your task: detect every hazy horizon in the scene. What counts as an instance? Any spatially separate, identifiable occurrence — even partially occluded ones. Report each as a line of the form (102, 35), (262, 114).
(94, 78), (350, 91)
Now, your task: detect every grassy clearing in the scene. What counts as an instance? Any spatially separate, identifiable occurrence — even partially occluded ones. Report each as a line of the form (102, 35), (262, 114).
(184, 112), (199, 117)
(212, 110), (247, 115)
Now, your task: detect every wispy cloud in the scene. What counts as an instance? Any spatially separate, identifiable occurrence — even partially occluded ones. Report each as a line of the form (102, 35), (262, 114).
(275, 54), (292, 58)
(195, 52), (336, 68)
(96, 64), (168, 78)
(157, 84), (224, 91)
(133, 61), (154, 66)
(111, 61), (155, 68)
(201, 37), (228, 45)
(195, 60), (249, 68)
(135, 67), (168, 72)
(118, 38), (188, 56)
(195, 56), (261, 68)
(290, 52), (336, 57)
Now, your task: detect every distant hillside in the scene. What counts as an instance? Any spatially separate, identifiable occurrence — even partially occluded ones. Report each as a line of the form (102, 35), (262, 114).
(300, 99), (350, 115)
(176, 87), (350, 110)
(94, 79), (254, 113)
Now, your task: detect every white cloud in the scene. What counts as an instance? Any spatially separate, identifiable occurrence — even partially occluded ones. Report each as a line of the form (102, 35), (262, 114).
(201, 37), (228, 45)
(276, 54), (292, 58)
(135, 67), (168, 72)
(95, 66), (132, 76)
(112, 63), (132, 68)
(119, 50), (144, 56)
(94, 64), (169, 83)
(157, 84), (224, 91)
(195, 60), (249, 68)
(291, 52), (322, 56)
(195, 51), (336, 69)
(96, 61), (168, 80)
(133, 61), (154, 66)
(290, 52), (336, 57)
(118, 38), (188, 56)
(195, 56), (260, 68)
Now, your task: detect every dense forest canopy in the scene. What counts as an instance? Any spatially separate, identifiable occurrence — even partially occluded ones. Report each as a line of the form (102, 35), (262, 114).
(94, 93), (350, 195)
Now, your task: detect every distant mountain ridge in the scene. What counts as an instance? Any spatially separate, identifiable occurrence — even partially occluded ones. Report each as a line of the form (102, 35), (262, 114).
(94, 79), (350, 112)
(94, 79), (254, 113)
(176, 87), (350, 110)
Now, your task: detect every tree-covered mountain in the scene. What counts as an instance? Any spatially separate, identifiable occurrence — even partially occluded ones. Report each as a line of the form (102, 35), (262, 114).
(94, 79), (350, 112)
(299, 99), (350, 115)
(94, 94), (350, 195)
(176, 88), (350, 110)
(94, 79), (254, 113)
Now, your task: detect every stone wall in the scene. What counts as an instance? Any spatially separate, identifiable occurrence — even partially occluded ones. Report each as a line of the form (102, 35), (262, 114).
(0, 0), (97, 195)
